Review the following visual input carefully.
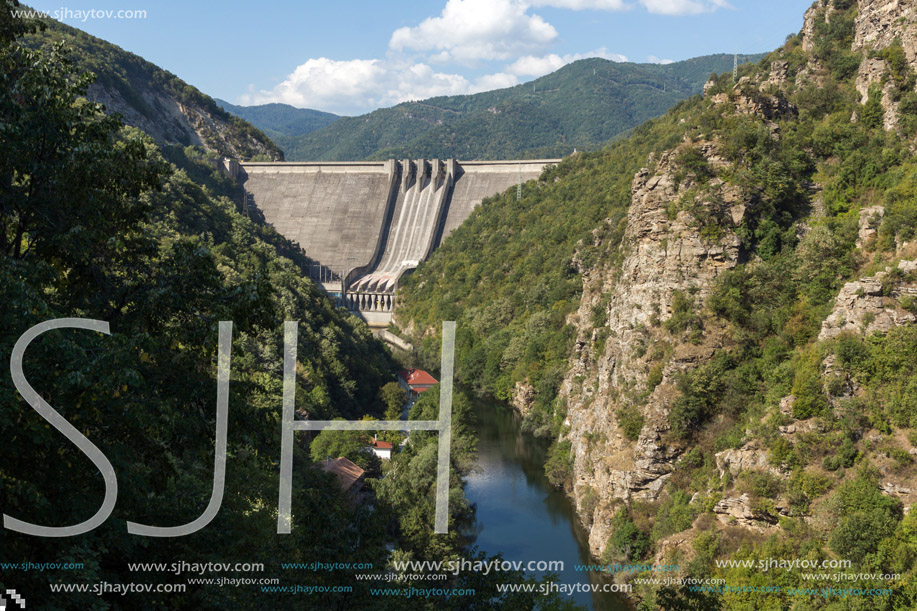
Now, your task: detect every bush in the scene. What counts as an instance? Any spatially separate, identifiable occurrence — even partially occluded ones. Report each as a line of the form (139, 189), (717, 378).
(665, 290), (703, 335)
(617, 405), (645, 441)
(544, 440), (573, 488)
(791, 347), (830, 419)
(828, 477), (903, 561)
(823, 437), (857, 471)
(604, 510), (651, 562)
(652, 491), (699, 541)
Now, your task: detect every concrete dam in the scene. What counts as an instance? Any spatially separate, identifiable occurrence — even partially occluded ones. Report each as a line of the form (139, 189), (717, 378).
(239, 158), (558, 325)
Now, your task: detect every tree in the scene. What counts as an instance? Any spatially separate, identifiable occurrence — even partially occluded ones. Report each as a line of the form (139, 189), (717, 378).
(381, 380), (406, 419)
(309, 427), (371, 466)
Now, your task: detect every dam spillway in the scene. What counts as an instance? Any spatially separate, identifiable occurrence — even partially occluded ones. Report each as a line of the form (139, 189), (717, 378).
(239, 158), (558, 324)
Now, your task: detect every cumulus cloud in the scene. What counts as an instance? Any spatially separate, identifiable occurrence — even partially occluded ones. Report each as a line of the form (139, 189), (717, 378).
(239, 0), (730, 114)
(639, 0), (732, 15)
(389, 0), (558, 64)
(507, 47), (627, 77)
(647, 55), (675, 64)
(530, 0), (629, 9)
(239, 58), (521, 115)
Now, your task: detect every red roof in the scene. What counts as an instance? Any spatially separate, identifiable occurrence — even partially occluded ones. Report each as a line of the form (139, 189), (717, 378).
(372, 440), (394, 450)
(397, 368), (438, 387)
(321, 457), (364, 492)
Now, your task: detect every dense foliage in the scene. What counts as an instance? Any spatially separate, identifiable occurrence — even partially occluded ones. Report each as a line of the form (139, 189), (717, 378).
(395, 0), (917, 607)
(0, 6), (590, 608)
(278, 55), (763, 161)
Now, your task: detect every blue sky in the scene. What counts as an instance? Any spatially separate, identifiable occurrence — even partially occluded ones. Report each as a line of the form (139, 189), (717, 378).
(29, 0), (812, 115)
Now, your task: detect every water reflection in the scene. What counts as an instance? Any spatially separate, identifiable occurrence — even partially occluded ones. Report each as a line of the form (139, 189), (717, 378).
(464, 394), (630, 611)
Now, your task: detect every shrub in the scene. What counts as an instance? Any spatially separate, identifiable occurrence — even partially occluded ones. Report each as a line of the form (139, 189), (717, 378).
(647, 363), (664, 390)
(544, 440), (573, 488)
(652, 491), (699, 541)
(617, 405), (645, 441)
(665, 290), (703, 334)
(828, 477), (903, 561)
(604, 510), (651, 562)
(823, 437), (858, 471)
(791, 347), (829, 419)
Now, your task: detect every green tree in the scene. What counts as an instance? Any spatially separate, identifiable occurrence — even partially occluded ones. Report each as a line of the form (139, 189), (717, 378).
(381, 380), (406, 419)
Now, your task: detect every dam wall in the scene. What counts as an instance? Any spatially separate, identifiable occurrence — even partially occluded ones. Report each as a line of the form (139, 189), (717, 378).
(240, 160), (398, 281)
(442, 160), (548, 240)
(239, 158), (559, 324)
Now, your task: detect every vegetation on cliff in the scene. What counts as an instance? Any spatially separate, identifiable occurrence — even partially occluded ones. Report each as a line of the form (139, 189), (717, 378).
(0, 5), (570, 608)
(395, 0), (917, 607)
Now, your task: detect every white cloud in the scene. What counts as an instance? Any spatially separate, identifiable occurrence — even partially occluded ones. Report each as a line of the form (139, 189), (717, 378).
(530, 0), (630, 9)
(507, 47), (627, 77)
(239, 0), (731, 115)
(389, 0), (558, 65)
(240, 58), (522, 115)
(647, 55), (675, 64)
(639, 0), (732, 15)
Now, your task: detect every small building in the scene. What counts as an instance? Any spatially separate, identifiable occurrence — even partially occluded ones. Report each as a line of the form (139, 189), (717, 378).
(369, 437), (394, 460)
(321, 457), (365, 505)
(397, 368), (438, 400)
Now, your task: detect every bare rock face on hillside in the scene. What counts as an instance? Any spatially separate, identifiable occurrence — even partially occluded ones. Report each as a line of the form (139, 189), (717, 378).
(86, 83), (281, 161)
(819, 260), (917, 341)
(853, 0), (917, 69)
(855, 58), (902, 131)
(556, 142), (744, 557)
(850, 0), (917, 132)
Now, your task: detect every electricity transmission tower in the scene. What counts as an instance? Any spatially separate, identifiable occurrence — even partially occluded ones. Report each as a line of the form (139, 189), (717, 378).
(517, 164), (522, 201)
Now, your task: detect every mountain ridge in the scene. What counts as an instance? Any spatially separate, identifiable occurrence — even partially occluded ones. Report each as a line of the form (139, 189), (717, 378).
(214, 98), (339, 154)
(229, 53), (765, 161)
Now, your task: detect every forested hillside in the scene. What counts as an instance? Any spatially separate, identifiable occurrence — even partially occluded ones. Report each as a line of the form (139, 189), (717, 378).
(395, 0), (917, 607)
(273, 54), (762, 161)
(215, 99), (339, 154)
(21, 16), (283, 160)
(0, 5), (568, 608)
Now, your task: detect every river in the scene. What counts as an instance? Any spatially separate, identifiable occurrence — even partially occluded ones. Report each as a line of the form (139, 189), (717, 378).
(463, 395), (630, 610)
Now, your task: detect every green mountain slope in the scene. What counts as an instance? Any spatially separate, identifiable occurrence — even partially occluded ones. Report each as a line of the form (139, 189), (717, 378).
(2, 6), (572, 609)
(22, 16), (283, 160)
(279, 54), (763, 161)
(394, 0), (917, 607)
(214, 98), (339, 154)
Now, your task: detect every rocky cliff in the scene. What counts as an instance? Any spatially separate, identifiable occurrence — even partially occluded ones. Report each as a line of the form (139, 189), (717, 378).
(557, 140), (745, 555)
(554, 0), (917, 563)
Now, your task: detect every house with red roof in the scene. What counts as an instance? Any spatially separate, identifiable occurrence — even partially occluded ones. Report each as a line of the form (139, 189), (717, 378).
(369, 436), (394, 460)
(397, 368), (438, 400)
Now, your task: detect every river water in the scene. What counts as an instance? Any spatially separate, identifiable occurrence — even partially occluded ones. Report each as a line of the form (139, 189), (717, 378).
(464, 396), (630, 610)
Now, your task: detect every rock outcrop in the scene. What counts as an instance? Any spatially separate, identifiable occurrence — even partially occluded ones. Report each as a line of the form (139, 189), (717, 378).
(818, 260), (917, 341)
(854, 58), (901, 132)
(857, 205), (885, 248)
(853, 0), (917, 70)
(713, 494), (778, 530)
(557, 141), (744, 556)
(86, 82), (281, 161)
